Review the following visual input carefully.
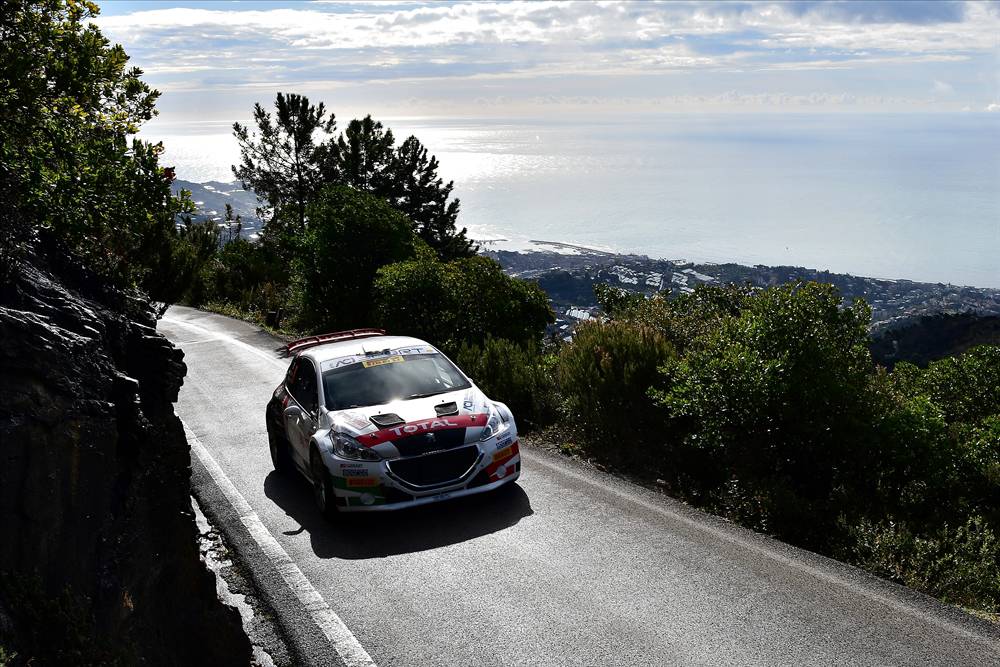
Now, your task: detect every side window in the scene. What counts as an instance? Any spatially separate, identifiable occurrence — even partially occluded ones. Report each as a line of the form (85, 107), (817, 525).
(285, 359), (299, 388)
(290, 358), (318, 413)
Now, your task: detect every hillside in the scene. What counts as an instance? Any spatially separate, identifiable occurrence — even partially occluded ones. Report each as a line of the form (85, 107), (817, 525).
(871, 312), (1000, 367)
(172, 179), (262, 234)
(484, 247), (1000, 337)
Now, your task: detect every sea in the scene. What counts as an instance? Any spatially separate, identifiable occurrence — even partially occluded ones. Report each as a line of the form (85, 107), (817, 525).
(142, 113), (1000, 288)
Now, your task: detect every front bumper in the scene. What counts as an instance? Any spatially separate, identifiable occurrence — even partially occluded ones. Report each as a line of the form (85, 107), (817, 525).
(326, 440), (521, 512)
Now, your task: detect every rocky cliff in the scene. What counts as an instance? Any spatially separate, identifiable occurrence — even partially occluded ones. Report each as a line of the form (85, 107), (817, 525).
(0, 237), (250, 664)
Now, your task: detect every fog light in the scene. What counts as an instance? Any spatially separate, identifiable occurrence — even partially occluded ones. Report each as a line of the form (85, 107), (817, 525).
(495, 465), (507, 479)
(360, 493), (375, 505)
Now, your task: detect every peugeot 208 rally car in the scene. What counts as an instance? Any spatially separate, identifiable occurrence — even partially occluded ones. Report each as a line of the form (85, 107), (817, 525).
(265, 329), (521, 517)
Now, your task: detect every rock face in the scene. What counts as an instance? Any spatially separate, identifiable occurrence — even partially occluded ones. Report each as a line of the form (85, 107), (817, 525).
(0, 239), (250, 664)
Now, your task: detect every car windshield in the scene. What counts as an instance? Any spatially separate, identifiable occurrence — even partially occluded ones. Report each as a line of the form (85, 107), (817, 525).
(322, 353), (471, 411)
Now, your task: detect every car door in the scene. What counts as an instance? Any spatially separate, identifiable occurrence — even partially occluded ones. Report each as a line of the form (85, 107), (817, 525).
(284, 357), (319, 470)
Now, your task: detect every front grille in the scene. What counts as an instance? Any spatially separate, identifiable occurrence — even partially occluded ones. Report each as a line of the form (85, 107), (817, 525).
(387, 445), (481, 489)
(392, 427), (467, 457)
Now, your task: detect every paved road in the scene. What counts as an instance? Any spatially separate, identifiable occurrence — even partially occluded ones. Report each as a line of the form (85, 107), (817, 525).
(159, 306), (1000, 667)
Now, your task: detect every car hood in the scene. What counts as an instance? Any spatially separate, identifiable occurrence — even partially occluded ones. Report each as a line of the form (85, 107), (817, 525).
(327, 387), (492, 458)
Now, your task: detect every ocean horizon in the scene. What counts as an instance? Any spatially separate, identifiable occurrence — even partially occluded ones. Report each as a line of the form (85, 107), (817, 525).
(145, 112), (1000, 289)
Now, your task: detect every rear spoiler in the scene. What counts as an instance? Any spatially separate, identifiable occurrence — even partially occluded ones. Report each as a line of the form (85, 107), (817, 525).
(285, 328), (385, 355)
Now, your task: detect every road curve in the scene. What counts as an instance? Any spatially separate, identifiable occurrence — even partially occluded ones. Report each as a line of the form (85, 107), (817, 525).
(159, 306), (999, 667)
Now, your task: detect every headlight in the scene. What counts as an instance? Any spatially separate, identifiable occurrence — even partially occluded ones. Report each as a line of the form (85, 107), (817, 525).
(332, 433), (382, 461)
(480, 407), (510, 441)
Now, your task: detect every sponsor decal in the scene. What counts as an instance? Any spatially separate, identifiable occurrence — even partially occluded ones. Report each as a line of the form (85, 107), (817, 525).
(339, 411), (371, 431)
(493, 446), (514, 463)
(346, 476), (379, 488)
(362, 355), (404, 368)
(496, 436), (512, 450)
(339, 462), (365, 468)
(462, 399), (475, 411)
(323, 346), (437, 371)
(390, 418), (457, 437)
(394, 346), (434, 355)
(341, 468), (370, 477)
(482, 439), (519, 482)
(359, 413), (487, 446)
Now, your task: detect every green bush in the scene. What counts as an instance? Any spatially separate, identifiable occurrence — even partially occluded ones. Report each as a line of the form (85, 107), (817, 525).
(892, 346), (1000, 424)
(295, 185), (424, 331)
(372, 255), (553, 351)
(845, 515), (1000, 612)
(557, 319), (676, 467)
(454, 337), (558, 430)
(650, 282), (877, 545)
(0, 0), (193, 293)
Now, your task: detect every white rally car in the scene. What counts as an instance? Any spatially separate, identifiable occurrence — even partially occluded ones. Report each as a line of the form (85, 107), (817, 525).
(265, 329), (521, 517)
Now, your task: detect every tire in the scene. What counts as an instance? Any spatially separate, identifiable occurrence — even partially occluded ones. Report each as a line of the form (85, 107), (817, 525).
(267, 420), (293, 473)
(310, 447), (339, 521)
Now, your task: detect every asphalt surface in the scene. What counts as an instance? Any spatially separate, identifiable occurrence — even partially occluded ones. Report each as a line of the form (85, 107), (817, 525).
(159, 306), (1000, 667)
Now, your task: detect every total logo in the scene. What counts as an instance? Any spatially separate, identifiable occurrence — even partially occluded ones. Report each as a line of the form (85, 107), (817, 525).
(389, 418), (459, 437)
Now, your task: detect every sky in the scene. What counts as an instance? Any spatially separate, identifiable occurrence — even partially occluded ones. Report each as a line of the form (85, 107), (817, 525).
(94, 0), (1000, 125)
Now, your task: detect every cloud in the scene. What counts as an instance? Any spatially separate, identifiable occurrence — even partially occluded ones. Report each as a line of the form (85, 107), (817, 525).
(987, 103), (1000, 112)
(784, 1), (967, 25)
(92, 0), (1000, 116)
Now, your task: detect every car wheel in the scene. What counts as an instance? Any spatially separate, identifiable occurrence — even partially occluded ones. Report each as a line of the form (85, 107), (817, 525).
(267, 422), (292, 473)
(310, 448), (339, 521)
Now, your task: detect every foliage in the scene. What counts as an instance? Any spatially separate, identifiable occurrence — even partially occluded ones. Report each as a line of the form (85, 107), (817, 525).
(641, 283), (877, 543)
(455, 338), (559, 429)
(547, 278), (1000, 611)
(232, 98), (474, 261)
(294, 186), (423, 331)
(593, 283), (644, 317)
(333, 116), (475, 259)
(845, 515), (1000, 612)
(190, 235), (292, 326)
(372, 255), (553, 353)
(0, 0), (193, 293)
(232, 92), (336, 234)
(389, 135), (472, 259)
(334, 115), (397, 193)
(870, 312), (1000, 369)
(557, 319), (676, 467)
(891, 346), (1000, 425)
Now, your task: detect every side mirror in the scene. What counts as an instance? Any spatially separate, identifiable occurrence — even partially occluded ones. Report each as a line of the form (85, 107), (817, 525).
(283, 405), (303, 420)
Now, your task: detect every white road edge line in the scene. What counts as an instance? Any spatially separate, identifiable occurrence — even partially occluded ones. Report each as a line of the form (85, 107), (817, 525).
(184, 422), (378, 667)
(525, 451), (991, 646)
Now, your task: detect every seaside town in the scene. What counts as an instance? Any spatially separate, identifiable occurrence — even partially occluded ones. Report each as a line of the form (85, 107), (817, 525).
(486, 243), (1000, 339)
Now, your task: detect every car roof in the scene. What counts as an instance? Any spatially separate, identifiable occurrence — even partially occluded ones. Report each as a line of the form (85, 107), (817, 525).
(297, 335), (433, 365)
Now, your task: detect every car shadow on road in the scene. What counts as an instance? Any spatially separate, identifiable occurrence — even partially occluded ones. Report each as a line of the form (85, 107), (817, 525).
(263, 471), (534, 559)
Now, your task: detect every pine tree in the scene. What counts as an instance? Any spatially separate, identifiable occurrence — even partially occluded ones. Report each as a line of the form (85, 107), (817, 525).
(232, 93), (335, 233)
(390, 136), (475, 259)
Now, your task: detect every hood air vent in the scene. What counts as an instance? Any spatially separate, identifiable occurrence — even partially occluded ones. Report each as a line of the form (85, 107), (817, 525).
(434, 402), (459, 417)
(370, 413), (405, 428)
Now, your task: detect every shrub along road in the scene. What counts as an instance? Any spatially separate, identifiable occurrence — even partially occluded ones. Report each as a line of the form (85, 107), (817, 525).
(159, 306), (999, 666)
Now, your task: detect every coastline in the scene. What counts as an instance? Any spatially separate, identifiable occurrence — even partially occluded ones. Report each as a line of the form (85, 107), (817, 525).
(481, 244), (1000, 335)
